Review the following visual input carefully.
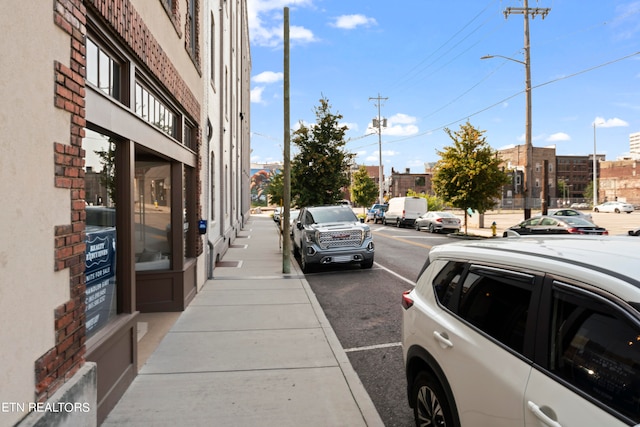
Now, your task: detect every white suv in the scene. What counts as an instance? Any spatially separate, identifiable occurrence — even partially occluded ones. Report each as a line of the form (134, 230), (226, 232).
(402, 236), (640, 427)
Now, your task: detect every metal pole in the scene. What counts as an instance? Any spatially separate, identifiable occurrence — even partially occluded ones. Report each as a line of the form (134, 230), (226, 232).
(282, 7), (291, 274)
(369, 94), (388, 204)
(377, 100), (383, 204)
(593, 122), (598, 208)
(504, 1), (550, 219)
(523, 0), (532, 219)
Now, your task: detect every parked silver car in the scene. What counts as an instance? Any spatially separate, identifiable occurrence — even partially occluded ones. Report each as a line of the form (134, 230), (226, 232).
(414, 211), (461, 233)
(291, 205), (374, 273)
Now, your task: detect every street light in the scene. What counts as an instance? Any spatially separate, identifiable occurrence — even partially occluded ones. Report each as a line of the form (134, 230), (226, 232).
(482, 52), (533, 219)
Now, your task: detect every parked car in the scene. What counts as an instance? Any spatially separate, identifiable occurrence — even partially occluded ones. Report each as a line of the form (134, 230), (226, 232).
(503, 216), (608, 237)
(288, 209), (300, 235)
(402, 236), (640, 427)
(593, 201), (634, 213)
(414, 211), (461, 233)
(384, 196), (427, 228)
(538, 208), (593, 222)
(366, 203), (388, 223)
(570, 202), (590, 209)
(273, 207), (281, 223)
(291, 205), (374, 273)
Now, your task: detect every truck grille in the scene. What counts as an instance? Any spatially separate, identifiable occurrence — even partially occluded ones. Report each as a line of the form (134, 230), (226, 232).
(318, 230), (363, 249)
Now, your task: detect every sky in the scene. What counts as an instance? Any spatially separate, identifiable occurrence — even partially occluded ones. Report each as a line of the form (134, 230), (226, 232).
(247, 0), (640, 173)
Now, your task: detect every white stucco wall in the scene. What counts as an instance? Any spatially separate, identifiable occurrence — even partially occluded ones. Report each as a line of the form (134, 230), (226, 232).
(0, 3), (73, 423)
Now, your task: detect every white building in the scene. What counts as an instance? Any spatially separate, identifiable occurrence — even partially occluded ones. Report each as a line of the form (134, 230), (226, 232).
(630, 131), (640, 159)
(0, 1), (250, 425)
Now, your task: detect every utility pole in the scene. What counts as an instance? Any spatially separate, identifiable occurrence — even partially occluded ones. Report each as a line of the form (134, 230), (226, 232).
(282, 7), (291, 273)
(369, 94), (388, 204)
(504, 0), (550, 219)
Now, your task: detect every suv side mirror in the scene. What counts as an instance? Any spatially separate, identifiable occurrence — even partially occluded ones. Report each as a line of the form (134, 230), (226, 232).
(296, 222), (303, 230)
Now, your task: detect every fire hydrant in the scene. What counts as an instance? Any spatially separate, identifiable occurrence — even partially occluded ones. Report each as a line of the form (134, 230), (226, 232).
(491, 221), (497, 237)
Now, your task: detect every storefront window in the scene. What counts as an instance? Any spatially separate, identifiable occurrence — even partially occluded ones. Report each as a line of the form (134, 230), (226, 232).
(134, 81), (177, 139)
(134, 155), (172, 271)
(83, 129), (118, 338)
(86, 37), (122, 101)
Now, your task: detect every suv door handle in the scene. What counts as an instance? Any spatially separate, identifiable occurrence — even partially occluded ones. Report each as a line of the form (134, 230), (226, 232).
(527, 401), (562, 427)
(433, 331), (453, 348)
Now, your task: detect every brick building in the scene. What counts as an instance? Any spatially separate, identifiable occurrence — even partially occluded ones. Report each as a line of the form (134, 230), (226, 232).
(0, 1), (250, 425)
(388, 168), (433, 199)
(599, 160), (640, 205)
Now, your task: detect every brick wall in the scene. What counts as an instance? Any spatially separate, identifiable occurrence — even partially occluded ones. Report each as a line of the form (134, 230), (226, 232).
(84, 0), (201, 122)
(34, 0), (88, 402)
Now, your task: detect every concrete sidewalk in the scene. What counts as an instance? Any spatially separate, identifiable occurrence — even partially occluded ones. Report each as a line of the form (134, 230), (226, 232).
(102, 214), (384, 427)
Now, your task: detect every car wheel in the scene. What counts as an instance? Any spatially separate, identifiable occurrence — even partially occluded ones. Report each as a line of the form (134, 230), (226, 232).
(411, 372), (458, 427)
(635, 230), (640, 236)
(594, 208), (599, 212)
(615, 208), (620, 213)
(429, 224), (436, 233)
(300, 253), (312, 273)
(361, 258), (374, 269)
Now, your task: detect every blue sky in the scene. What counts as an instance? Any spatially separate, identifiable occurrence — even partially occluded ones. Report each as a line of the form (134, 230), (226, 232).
(247, 0), (640, 173)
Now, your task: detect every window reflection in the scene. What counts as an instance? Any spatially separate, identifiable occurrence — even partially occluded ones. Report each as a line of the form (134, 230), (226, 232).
(135, 156), (172, 271)
(83, 129), (118, 338)
(134, 81), (177, 139)
(86, 37), (121, 100)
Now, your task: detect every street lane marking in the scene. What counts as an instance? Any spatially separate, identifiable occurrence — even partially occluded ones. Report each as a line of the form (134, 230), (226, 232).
(374, 261), (417, 286)
(344, 342), (402, 353)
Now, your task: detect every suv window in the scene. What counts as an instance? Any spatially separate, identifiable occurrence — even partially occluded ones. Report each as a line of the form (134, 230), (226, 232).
(548, 284), (640, 422)
(307, 207), (357, 224)
(432, 262), (535, 354)
(458, 267), (534, 354)
(433, 261), (466, 310)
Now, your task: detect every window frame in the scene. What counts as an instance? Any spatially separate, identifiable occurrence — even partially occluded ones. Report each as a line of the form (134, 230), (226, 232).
(535, 278), (640, 424)
(431, 260), (542, 360)
(86, 33), (128, 104)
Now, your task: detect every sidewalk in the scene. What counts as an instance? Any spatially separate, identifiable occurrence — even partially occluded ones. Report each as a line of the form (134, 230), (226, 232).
(102, 214), (384, 427)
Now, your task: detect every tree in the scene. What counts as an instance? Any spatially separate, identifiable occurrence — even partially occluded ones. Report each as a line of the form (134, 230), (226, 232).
(432, 122), (510, 233)
(351, 166), (378, 214)
(406, 189), (446, 212)
(265, 170), (284, 206)
(584, 180), (597, 206)
(291, 97), (354, 207)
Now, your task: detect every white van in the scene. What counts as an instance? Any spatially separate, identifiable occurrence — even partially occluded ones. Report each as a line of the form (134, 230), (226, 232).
(383, 196), (427, 227)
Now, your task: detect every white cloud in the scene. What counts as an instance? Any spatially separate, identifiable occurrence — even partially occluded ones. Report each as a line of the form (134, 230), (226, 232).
(252, 71), (284, 84)
(331, 14), (377, 30)
(365, 113), (419, 137)
(251, 86), (266, 104)
(247, 0), (317, 47)
(593, 116), (629, 128)
(547, 132), (571, 142)
(290, 25), (317, 43)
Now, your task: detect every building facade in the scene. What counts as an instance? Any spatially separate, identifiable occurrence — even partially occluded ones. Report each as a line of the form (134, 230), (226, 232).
(630, 131), (640, 159)
(388, 168), (433, 199)
(599, 159), (640, 205)
(0, 1), (250, 425)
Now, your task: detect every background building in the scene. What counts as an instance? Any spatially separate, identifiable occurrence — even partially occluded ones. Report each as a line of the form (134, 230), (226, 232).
(0, 1), (249, 425)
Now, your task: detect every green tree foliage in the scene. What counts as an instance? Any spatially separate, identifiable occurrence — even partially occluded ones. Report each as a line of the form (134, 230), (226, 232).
(406, 189), (446, 212)
(291, 97), (354, 207)
(351, 166), (379, 213)
(432, 122), (510, 231)
(265, 170), (284, 206)
(583, 180), (597, 206)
